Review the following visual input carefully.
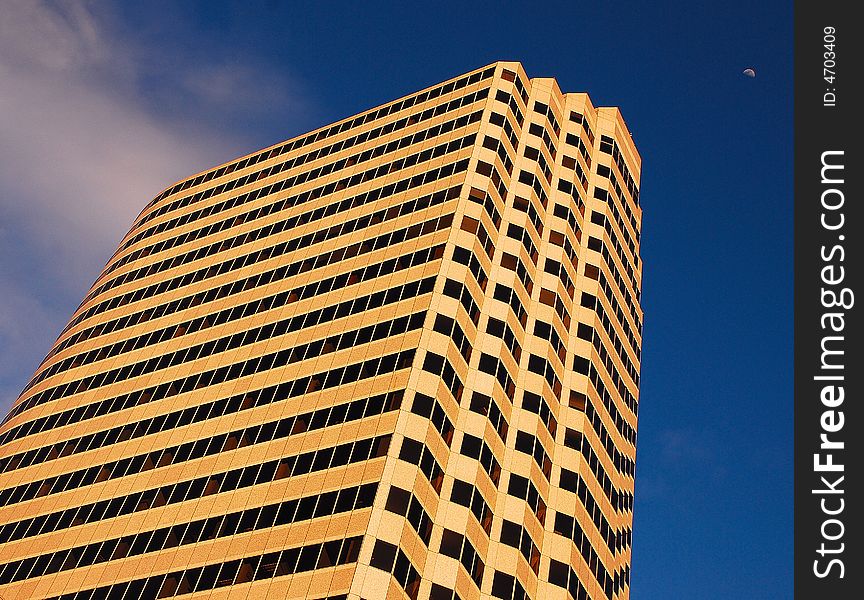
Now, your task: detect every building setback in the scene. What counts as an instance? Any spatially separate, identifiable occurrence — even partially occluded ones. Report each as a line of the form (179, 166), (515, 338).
(0, 61), (643, 600)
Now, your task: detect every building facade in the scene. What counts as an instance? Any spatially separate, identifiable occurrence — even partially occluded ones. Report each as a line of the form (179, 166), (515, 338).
(0, 61), (643, 600)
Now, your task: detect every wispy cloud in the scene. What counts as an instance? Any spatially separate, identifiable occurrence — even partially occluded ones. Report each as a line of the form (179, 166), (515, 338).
(0, 0), (311, 413)
(0, 0), (106, 72)
(181, 61), (303, 114)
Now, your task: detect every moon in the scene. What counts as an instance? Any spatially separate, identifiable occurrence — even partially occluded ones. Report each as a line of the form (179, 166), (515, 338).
(743, 68), (756, 78)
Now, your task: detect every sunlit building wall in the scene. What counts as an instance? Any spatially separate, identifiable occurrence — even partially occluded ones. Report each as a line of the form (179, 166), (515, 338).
(0, 61), (643, 600)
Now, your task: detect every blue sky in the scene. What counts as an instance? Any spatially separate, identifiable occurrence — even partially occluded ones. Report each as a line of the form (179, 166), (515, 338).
(0, 1), (792, 597)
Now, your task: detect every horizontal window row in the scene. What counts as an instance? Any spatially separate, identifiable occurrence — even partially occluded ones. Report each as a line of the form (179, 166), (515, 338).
(18, 267), (429, 420)
(1, 389), (402, 508)
(0, 433), (391, 545)
(100, 123), (473, 309)
(28, 200), (445, 392)
(39, 176), (454, 377)
(385, 486), (434, 546)
(9, 340), (410, 454)
(107, 107), (483, 286)
(85, 133), (473, 307)
(4, 241), (439, 444)
(35, 268), (434, 404)
(49, 536), (363, 600)
(370, 540), (422, 600)
(54, 157), (468, 341)
(3, 296), (417, 473)
(127, 94), (487, 263)
(144, 66), (495, 212)
(11, 210), (450, 420)
(98, 159), (459, 340)
(0, 482), (377, 584)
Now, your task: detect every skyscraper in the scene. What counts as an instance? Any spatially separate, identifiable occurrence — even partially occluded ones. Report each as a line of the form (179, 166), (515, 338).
(0, 61), (642, 600)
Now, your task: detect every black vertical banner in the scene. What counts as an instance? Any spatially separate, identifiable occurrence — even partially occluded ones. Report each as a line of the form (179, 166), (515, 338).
(794, 1), (862, 596)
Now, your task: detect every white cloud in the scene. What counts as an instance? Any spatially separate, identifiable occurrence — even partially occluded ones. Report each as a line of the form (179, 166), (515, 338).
(0, 61), (231, 281)
(0, 0), (105, 72)
(0, 0), (309, 410)
(182, 61), (300, 111)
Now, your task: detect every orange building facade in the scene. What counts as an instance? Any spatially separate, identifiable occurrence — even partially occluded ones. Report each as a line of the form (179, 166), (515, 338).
(0, 61), (643, 600)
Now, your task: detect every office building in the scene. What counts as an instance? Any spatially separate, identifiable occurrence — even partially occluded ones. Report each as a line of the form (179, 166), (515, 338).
(0, 61), (643, 600)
